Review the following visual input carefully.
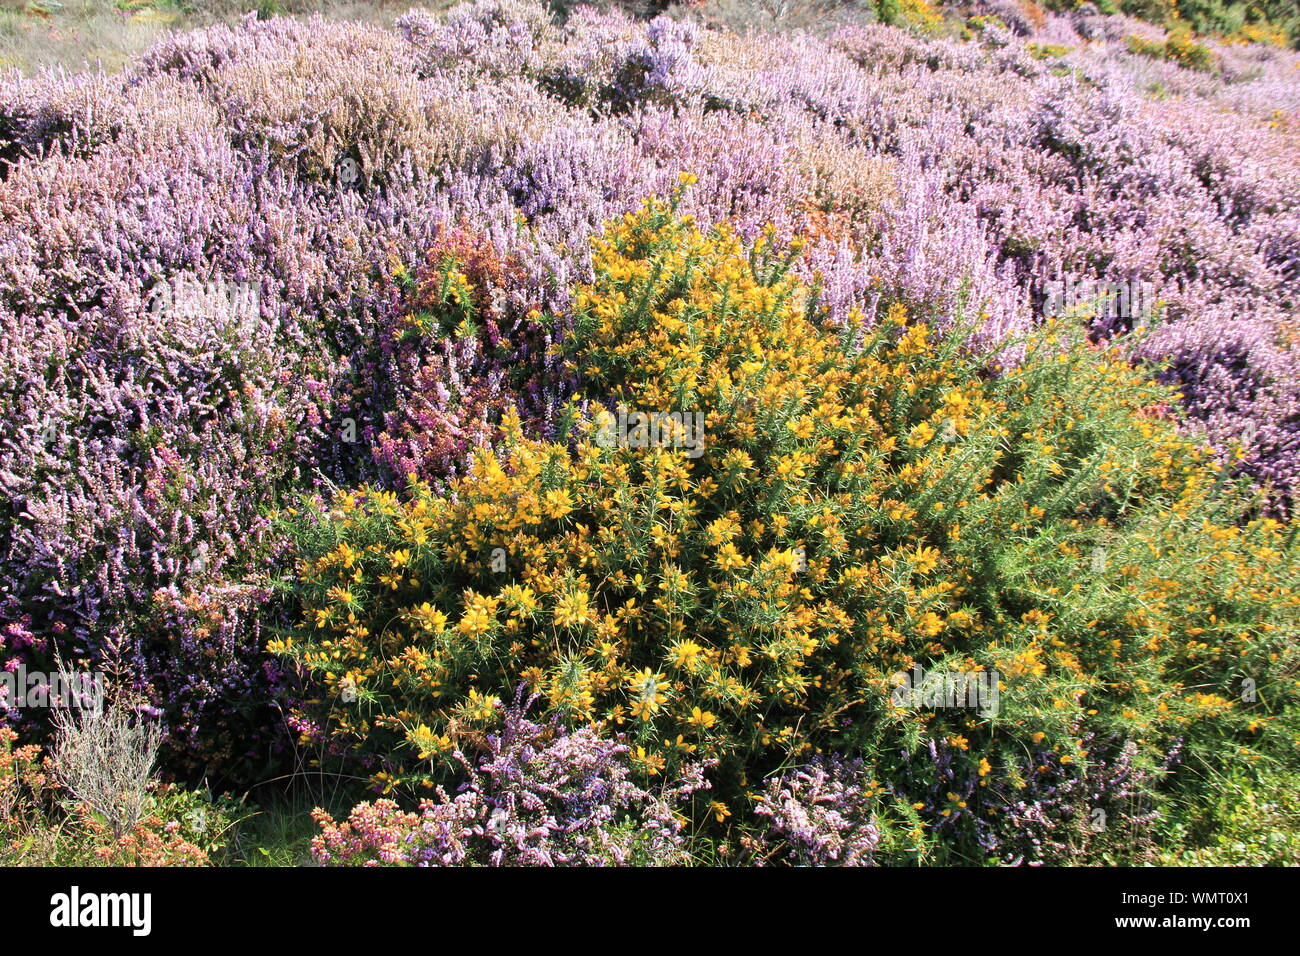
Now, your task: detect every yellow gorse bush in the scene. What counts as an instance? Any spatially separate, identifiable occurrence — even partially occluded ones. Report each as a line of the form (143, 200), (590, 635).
(275, 196), (1300, 804)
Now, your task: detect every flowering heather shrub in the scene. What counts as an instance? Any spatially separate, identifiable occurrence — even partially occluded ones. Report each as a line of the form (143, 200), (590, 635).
(540, 8), (709, 114)
(0, 68), (222, 170)
(751, 757), (880, 866)
(371, 228), (572, 484)
(819, 16), (1300, 504)
(1132, 315), (1300, 505)
(398, 0), (558, 81)
(277, 201), (1300, 829)
(0, 129), (349, 766)
(310, 692), (707, 866)
(892, 730), (1172, 864)
(990, 736), (1167, 865)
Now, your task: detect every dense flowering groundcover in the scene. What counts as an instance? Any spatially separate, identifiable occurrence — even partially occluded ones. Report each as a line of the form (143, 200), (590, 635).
(1, 0), (1298, 865)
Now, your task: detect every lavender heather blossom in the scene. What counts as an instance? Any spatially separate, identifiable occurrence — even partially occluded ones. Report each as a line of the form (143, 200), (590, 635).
(311, 691), (710, 867)
(753, 757), (880, 866)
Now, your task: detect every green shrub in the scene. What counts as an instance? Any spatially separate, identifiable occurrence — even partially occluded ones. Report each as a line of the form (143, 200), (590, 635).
(873, 0), (949, 36)
(1158, 740), (1300, 865)
(1126, 31), (1219, 71)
